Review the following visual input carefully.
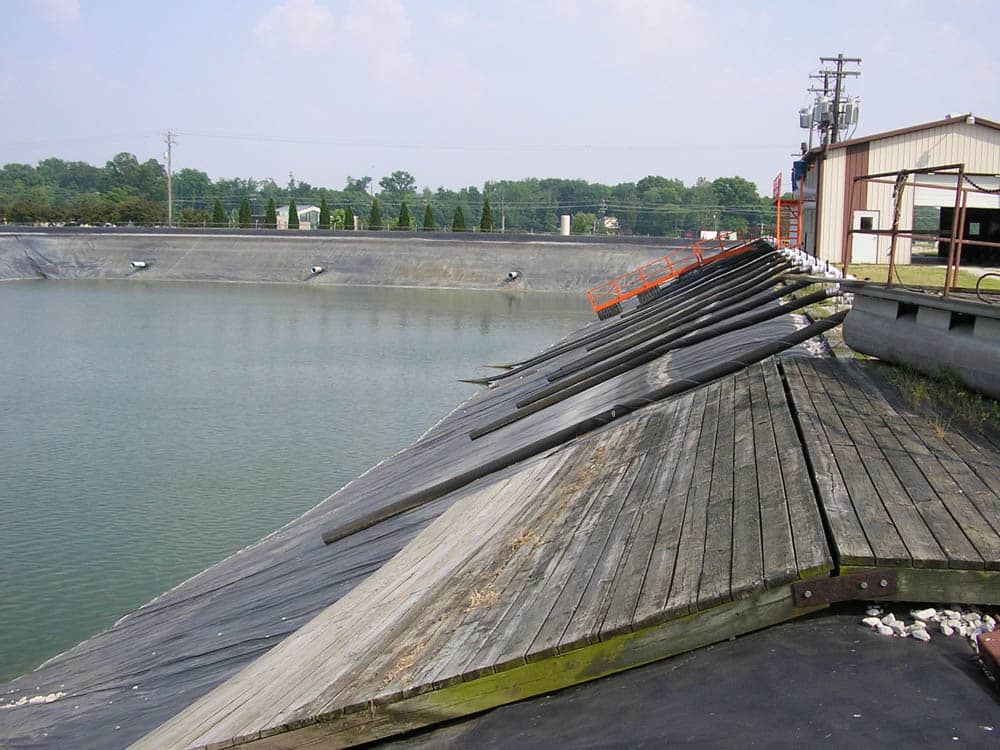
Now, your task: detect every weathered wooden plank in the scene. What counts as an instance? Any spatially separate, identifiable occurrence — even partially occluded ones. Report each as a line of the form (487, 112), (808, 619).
(410, 445), (609, 691)
(342, 454), (580, 704)
(841, 566), (1000, 607)
(799, 358), (1000, 572)
(937, 427), (1000, 506)
(559, 449), (655, 650)
(730, 368), (765, 597)
(633, 387), (710, 625)
(664, 380), (721, 615)
(907, 417), (1000, 568)
(750, 364), (797, 586)
(290, 462), (559, 713)
(459, 427), (643, 676)
(226, 585), (826, 750)
(830, 444), (911, 566)
(577, 405), (684, 641)
(133, 466), (530, 749)
(816, 366), (955, 569)
(917, 455), (1000, 570)
(505, 456), (638, 662)
(599, 396), (693, 638)
(834, 369), (986, 570)
(855, 390), (1000, 570)
(698, 373), (735, 610)
(792, 358), (853, 448)
(782, 361), (873, 566)
(765, 360), (830, 576)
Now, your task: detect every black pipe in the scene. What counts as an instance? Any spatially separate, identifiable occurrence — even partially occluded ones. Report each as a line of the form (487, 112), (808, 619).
(526, 285), (829, 404)
(321, 311), (846, 545)
(474, 250), (785, 382)
(470, 289), (839, 439)
(486, 244), (777, 373)
(577, 265), (798, 360)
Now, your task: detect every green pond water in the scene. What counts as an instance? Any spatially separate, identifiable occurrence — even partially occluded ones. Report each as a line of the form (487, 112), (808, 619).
(0, 279), (591, 682)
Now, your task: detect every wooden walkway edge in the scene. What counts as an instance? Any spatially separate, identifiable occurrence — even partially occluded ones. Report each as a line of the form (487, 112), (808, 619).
(136, 356), (1000, 748)
(228, 586), (822, 749)
(136, 360), (832, 750)
(782, 357), (1000, 605)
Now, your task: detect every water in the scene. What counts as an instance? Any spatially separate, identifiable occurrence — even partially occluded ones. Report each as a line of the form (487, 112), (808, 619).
(0, 280), (590, 682)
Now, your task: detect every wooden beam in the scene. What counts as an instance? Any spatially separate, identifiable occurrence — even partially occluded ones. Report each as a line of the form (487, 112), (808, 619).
(233, 584), (827, 749)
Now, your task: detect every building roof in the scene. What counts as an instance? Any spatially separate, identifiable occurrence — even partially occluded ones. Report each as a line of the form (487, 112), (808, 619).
(803, 112), (1000, 161)
(277, 205), (322, 215)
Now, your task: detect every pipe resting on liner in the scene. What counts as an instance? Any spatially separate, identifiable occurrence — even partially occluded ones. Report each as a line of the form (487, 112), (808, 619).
(464, 250), (786, 385)
(471, 287), (839, 439)
(320, 311), (846, 545)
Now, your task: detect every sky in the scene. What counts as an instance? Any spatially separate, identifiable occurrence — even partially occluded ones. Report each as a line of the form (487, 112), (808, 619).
(1, 0), (998, 195)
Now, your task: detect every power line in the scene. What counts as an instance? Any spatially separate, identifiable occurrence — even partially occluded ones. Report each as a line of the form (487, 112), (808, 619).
(173, 129), (789, 153)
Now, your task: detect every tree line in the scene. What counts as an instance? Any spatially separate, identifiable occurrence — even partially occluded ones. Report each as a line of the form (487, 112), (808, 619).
(0, 153), (775, 236)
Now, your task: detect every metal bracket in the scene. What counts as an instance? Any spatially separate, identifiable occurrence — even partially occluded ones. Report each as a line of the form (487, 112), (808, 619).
(792, 569), (897, 607)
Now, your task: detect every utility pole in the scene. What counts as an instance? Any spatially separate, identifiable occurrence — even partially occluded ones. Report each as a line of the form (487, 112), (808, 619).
(822, 54), (861, 144)
(808, 54), (861, 146)
(164, 130), (176, 227)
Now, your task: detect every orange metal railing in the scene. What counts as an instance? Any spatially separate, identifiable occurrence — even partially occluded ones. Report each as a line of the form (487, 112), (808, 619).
(585, 239), (758, 315)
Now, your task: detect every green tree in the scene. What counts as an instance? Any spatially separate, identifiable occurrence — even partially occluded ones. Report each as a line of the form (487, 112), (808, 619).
(711, 176), (763, 233)
(422, 203), (434, 231)
(173, 168), (213, 206)
(452, 205), (467, 231)
(287, 198), (299, 229)
(344, 204), (355, 230)
(265, 197), (277, 229)
(238, 197), (252, 228)
(685, 177), (717, 233)
(368, 197), (382, 229)
(73, 193), (112, 225)
(114, 196), (163, 225)
(480, 196), (494, 232)
(212, 199), (225, 227)
(331, 207), (346, 229)
(395, 200), (411, 230)
(179, 207), (208, 227)
(378, 170), (416, 201)
(571, 212), (597, 235)
(318, 197), (330, 229)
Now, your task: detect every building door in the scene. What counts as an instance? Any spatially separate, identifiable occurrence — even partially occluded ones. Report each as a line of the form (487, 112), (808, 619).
(851, 210), (879, 264)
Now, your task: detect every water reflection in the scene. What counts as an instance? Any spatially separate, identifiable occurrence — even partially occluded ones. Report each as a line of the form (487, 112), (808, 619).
(0, 280), (590, 682)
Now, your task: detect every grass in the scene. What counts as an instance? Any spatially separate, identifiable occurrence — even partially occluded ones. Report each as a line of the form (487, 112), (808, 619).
(882, 365), (1000, 436)
(844, 264), (1000, 291)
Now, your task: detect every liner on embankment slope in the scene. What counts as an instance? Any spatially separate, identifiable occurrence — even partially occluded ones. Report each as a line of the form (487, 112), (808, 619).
(0, 241), (842, 749)
(0, 230), (683, 292)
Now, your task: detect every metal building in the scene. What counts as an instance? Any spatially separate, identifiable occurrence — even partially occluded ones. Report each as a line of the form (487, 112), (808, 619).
(799, 113), (1000, 265)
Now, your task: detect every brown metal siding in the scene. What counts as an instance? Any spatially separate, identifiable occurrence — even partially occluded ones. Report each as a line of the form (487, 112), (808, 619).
(841, 142), (870, 264)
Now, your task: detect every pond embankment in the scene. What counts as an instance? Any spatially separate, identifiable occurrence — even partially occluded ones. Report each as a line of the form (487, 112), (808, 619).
(0, 228), (681, 292)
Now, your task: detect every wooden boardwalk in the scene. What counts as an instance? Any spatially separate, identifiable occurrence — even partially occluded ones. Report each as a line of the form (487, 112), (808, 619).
(136, 356), (1000, 749)
(783, 358), (1000, 603)
(136, 360), (832, 749)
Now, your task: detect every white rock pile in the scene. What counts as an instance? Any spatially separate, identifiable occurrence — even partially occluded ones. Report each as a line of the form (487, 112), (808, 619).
(861, 606), (997, 650)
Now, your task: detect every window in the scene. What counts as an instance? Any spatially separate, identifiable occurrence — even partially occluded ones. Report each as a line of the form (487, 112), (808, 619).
(969, 222), (981, 236)
(860, 216), (874, 231)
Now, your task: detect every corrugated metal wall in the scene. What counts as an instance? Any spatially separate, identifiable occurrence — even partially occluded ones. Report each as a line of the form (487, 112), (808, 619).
(816, 120), (1000, 265)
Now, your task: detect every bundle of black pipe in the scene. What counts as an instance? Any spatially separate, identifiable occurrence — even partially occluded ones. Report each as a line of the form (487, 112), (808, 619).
(463, 246), (786, 386)
(320, 247), (845, 549)
(466, 288), (838, 440)
(320, 312), (845, 545)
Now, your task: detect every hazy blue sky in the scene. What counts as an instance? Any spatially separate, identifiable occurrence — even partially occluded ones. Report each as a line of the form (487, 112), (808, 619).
(2, 0), (997, 194)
